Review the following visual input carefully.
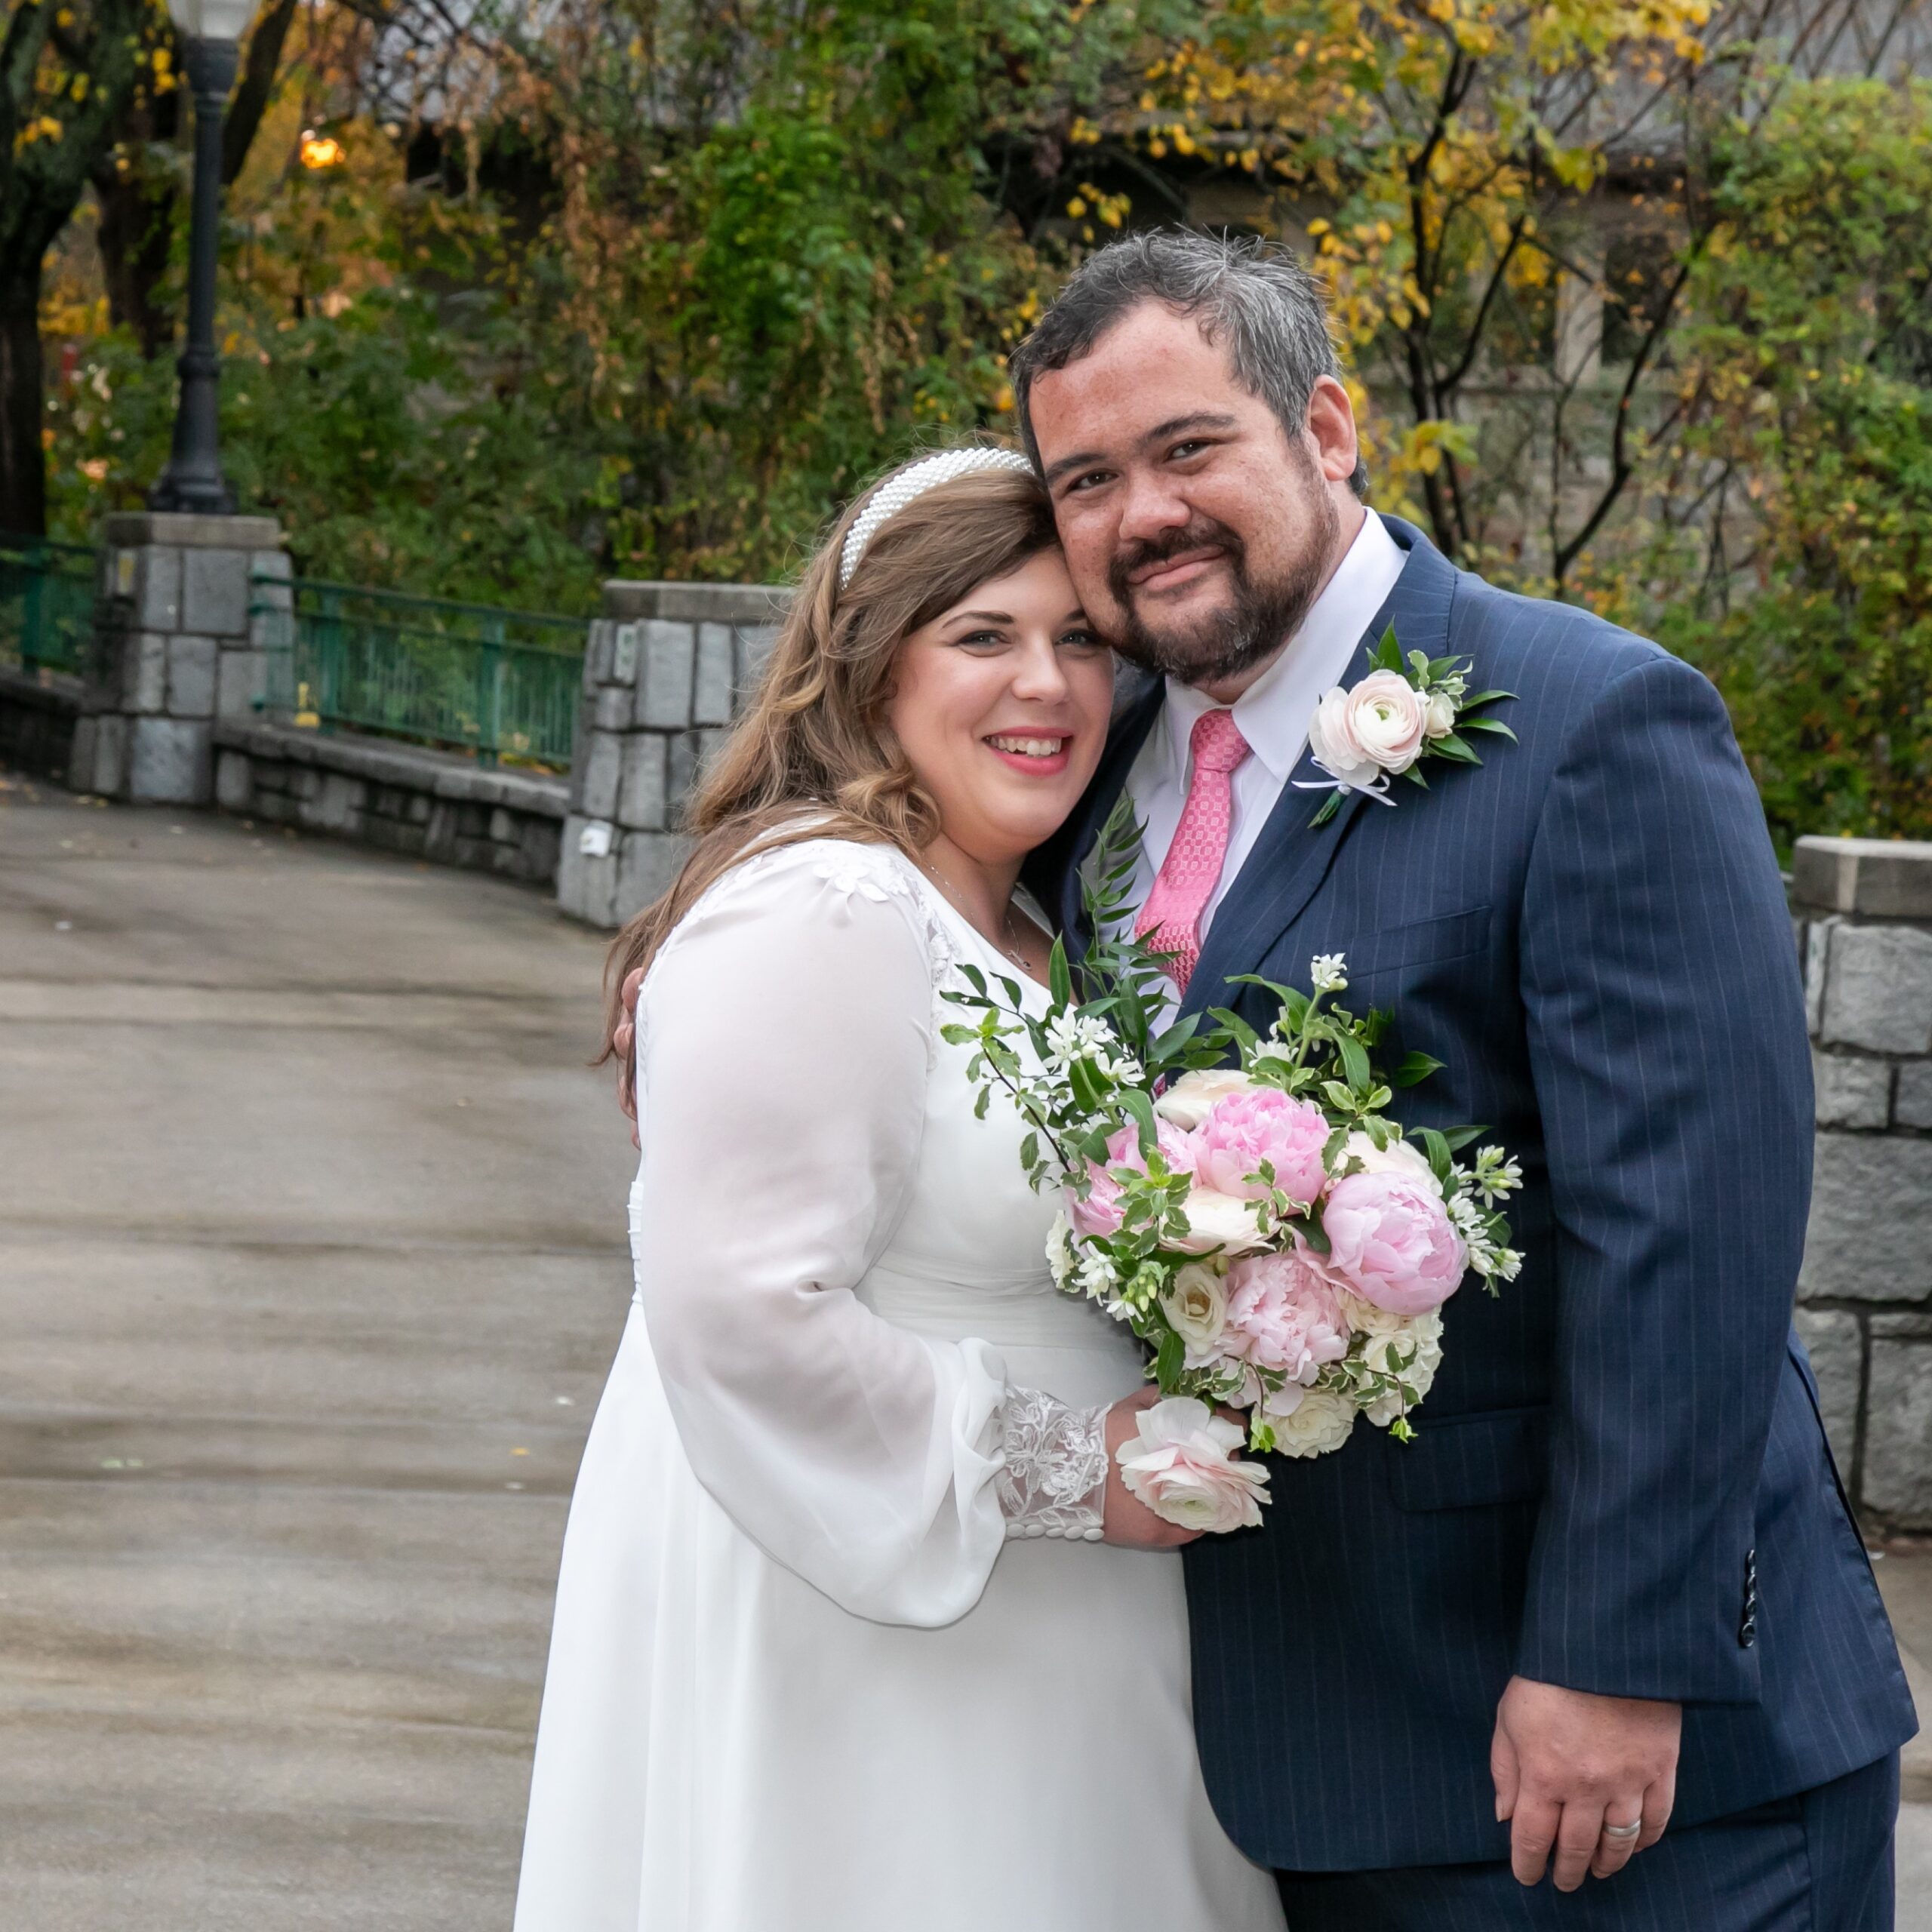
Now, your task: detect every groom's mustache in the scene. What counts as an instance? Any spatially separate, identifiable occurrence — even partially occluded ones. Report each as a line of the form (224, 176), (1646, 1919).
(1107, 518), (1247, 607)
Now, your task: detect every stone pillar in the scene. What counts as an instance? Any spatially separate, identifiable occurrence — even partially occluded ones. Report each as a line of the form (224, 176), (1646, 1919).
(68, 512), (288, 805)
(1792, 835), (1932, 1530)
(557, 580), (786, 928)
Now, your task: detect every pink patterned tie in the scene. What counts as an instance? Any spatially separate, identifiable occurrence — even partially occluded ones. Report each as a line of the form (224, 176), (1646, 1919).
(1136, 709), (1251, 994)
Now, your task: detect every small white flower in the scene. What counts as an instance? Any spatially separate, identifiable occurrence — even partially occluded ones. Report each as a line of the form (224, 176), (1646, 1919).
(1074, 1246), (1118, 1302)
(1309, 952), (1349, 994)
(1469, 1146), (1524, 1207)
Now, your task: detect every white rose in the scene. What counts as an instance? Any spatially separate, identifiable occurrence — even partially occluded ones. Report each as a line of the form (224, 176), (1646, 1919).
(1337, 1130), (1443, 1197)
(1266, 1387), (1358, 1459)
(1423, 689), (1457, 740)
(1115, 1397), (1271, 1533)
(1356, 1311), (1444, 1424)
(1155, 1068), (1257, 1131)
(1171, 1185), (1271, 1257)
(1161, 1261), (1229, 1364)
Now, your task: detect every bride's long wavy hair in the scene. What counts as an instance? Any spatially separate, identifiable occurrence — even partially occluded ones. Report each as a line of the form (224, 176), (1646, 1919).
(600, 452), (1060, 1072)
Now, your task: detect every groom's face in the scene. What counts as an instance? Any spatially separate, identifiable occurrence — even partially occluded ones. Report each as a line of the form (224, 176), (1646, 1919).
(1027, 303), (1348, 692)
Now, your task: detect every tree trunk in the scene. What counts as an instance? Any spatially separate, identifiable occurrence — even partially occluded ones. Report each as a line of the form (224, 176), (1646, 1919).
(0, 278), (46, 536)
(91, 158), (178, 358)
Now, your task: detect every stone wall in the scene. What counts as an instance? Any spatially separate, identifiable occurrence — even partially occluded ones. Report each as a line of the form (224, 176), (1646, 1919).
(68, 512), (290, 806)
(212, 718), (566, 884)
(0, 666), (82, 780)
(1792, 835), (1932, 1531)
(555, 580), (787, 928)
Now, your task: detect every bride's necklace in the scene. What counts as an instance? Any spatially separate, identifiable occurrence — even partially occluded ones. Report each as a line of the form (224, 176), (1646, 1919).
(917, 860), (1036, 973)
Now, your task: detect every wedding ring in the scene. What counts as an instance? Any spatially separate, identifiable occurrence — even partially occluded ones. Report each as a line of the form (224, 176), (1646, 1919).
(1600, 1820), (1642, 1840)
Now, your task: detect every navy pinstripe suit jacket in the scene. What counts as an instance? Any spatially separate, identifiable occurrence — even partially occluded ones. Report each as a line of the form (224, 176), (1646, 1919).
(1029, 515), (1917, 1872)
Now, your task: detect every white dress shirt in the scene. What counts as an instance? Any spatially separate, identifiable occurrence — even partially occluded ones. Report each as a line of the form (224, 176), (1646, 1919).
(1121, 509), (1406, 937)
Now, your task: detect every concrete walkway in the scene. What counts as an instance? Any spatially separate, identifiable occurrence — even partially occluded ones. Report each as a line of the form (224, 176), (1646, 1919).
(0, 770), (633, 1929)
(2, 764), (1926, 1927)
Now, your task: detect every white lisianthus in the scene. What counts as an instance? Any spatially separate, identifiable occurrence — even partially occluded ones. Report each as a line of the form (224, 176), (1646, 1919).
(1423, 689), (1458, 740)
(1155, 1067), (1255, 1130)
(1337, 1130), (1442, 1197)
(1115, 1397), (1272, 1532)
(1267, 1388), (1358, 1458)
(1161, 1261), (1230, 1364)
(1171, 1186), (1272, 1257)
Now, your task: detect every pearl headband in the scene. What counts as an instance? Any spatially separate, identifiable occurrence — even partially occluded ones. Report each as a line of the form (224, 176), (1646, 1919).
(838, 448), (1036, 589)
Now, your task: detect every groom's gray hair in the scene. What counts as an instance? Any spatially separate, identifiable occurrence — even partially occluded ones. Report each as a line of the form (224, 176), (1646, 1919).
(1009, 230), (1368, 496)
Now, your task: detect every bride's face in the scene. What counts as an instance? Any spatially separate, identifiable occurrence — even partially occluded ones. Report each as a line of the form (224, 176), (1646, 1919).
(888, 549), (1114, 866)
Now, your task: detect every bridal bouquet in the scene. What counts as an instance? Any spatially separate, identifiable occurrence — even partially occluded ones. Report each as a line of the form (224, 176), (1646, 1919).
(942, 803), (1522, 1534)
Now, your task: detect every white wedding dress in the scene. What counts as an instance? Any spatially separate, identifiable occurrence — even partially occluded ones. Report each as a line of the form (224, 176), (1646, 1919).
(512, 835), (1284, 1932)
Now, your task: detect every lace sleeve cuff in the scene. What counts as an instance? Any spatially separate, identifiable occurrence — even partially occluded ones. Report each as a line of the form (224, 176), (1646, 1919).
(995, 1387), (1108, 1543)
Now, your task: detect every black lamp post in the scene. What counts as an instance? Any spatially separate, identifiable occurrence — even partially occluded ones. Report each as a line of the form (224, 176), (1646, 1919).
(148, 0), (254, 515)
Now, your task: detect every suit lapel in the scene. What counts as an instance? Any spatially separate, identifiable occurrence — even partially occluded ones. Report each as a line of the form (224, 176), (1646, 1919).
(1181, 518), (1461, 1020)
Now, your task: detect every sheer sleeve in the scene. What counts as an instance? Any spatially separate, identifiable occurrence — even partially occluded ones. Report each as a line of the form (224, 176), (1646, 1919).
(635, 843), (1021, 1626)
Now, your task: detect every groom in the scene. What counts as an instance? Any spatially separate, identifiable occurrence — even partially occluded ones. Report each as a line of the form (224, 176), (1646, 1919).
(1011, 232), (1915, 1926)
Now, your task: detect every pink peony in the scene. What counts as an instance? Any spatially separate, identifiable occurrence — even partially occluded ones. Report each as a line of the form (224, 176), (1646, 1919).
(1221, 1251), (1351, 1383)
(1065, 1119), (1198, 1238)
(1194, 1087), (1331, 1206)
(1312, 1170), (1467, 1316)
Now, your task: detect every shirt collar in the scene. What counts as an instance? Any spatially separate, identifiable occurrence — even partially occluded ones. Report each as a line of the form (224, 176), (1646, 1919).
(1157, 509), (1406, 786)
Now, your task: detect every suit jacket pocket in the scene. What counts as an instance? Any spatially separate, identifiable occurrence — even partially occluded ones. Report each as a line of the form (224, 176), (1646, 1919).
(1345, 905), (1492, 982)
(1386, 1404), (1549, 1512)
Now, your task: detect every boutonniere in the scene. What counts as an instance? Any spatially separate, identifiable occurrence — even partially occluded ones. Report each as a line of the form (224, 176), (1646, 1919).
(1295, 627), (1518, 827)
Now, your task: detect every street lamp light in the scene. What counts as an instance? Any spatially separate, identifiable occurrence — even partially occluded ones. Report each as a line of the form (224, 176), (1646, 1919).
(147, 0), (257, 515)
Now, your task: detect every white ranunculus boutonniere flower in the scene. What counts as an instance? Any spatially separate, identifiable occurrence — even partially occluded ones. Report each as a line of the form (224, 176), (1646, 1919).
(1300, 626), (1517, 826)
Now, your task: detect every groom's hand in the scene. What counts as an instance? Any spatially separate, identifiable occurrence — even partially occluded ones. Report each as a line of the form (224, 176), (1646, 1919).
(614, 966), (645, 1149)
(1491, 1675), (1679, 1892)
(1098, 1388), (1201, 1549)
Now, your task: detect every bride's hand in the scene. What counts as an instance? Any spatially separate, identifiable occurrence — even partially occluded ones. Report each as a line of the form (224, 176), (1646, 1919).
(614, 966), (646, 1148)
(1099, 1387), (1204, 1551)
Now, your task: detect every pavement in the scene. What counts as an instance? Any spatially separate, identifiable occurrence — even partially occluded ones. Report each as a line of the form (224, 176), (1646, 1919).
(1, 766), (1929, 1928)
(0, 770), (634, 1929)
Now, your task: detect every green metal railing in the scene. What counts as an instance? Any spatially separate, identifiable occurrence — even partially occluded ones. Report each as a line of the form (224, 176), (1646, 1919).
(257, 576), (584, 770)
(0, 534), (96, 678)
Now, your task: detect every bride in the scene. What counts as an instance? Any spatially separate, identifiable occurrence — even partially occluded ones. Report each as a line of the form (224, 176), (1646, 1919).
(512, 448), (1284, 1932)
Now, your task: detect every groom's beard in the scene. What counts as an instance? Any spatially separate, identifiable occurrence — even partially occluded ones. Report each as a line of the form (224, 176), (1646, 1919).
(1107, 491), (1340, 691)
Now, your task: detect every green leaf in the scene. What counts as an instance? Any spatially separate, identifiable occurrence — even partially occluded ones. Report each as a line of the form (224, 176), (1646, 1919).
(1418, 1128), (1454, 1186)
(1020, 1131), (1038, 1171)
(1458, 715), (1518, 740)
(1441, 1124), (1486, 1152)
(1154, 1326), (1185, 1390)
(1119, 1086), (1158, 1158)
(1048, 938), (1072, 1009)
(1306, 789), (1343, 829)
(1207, 1006), (1260, 1054)
(1460, 688), (1517, 709)
(1393, 1051), (1444, 1087)
(1068, 1056), (1107, 1114)
(958, 963), (987, 996)
(1151, 1013), (1203, 1060)
(1338, 1033), (1372, 1090)
(1399, 763), (1430, 787)
(1429, 732), (1484, 765)
(1370, 623), (1403, 673)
